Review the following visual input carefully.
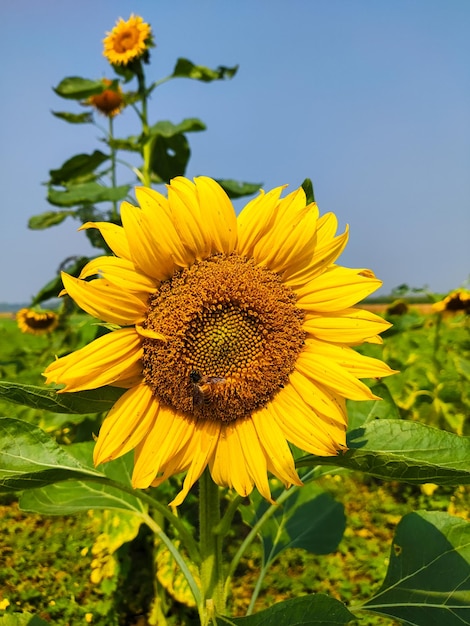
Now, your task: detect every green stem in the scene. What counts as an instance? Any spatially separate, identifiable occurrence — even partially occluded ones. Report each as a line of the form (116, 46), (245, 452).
(135, 61), (152, 188)
(142, 511), (202, 609)
(108, 116), (119, 221)
(199, 470), (225, 625)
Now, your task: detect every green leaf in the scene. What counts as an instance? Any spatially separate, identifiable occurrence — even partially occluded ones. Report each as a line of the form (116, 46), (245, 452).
(28, 210), (74, 230)
(360, 511), (470, 625)
(347, 382), (401, 431)
(47, 182), (130, 207)
(216, 594), (355, 625)
(53, 76), (107, 100)
(297, 419), (470, 485)
(215, 179), (262, 199)
(149, 118), (206, 137)
(241, 484), (345, 566)
(49, 151), (109, 185)
(51, 110), (93, 124)
(301, 178), (315, 204)
(19, 443), (146, 517)
(0, 382), (124, 414)
(171, 58), (238, 82)
(150, 133), (190, 182)
(0, 417), (104, 491)
(0, 614), (50, 626)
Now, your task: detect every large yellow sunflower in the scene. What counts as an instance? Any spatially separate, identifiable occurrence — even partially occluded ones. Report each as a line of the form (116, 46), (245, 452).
(44, 177), (395, 505)
(103, 14), (152, 66)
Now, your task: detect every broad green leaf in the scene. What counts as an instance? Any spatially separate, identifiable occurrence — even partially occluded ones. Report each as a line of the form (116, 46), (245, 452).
(19, 443), (146, 516)
(53, 76), (107, 100)
(0, 614), (50, 626)
(0, 417), (104, 491)
(28, 210), (73, 230)
(150, 133), (190, 182)
(0, 382), (124, 414)
(360, 511), (470, 625)
(148, 118), (206, 138)
(301, 178), (315, 204)
(216, 594), (355, 625)
(241, 484), (345, 566)
(171, 58), (238, 82)
(47, 182), (130, 207)
(107, 136), (142, 152)
(347, 382), (401, 431)
(215, 179), (262, 199)
(297, 419), (470, 485)
(49, 151), (109, 185)
(51, 110), (93, 124)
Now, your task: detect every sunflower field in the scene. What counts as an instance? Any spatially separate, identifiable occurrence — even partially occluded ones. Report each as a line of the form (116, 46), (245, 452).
(1, 12), (470, 626)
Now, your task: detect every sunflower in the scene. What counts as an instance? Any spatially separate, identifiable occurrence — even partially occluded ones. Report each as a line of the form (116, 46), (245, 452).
(87, 79), (125, 118)
(432, 289), (470, 314)
(17, 308), (59, 336)
(44, 177), (395, 505)
(103, 14), (152, 66)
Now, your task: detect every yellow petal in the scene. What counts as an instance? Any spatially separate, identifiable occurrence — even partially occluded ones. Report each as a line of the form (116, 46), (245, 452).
(296, 343), (381, 401)
(170, 420), (221, 507)
(288, 369), (347, 423)
(303, 307), (392, 344)
(79, 256), (157, 294)
(120, 202), (176, 280)
(94, 383), (157, 465)
(79, 222), (131, 260)
(236, 186), (285, 258)
(210, 422), (255, 498)
(251, 408), (302, 487)
(43, 327), (142, 392)
(296, 266), (383, 312)
(135, 186), (193, 268)
(132, 406), (196, 489)
(61, 272), (147, 325)
(194, 177), (238, 255)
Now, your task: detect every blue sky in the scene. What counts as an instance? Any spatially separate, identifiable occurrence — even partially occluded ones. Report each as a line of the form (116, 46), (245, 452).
(1, 0), (469, 303)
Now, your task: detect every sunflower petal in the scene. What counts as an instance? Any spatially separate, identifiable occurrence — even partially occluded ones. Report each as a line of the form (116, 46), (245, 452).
(61, 272), (147, 325)
(194, 177), (238, 255)
(94, 384), (157, 465)
(43, 327), (142, 392)
(79, 256), (157, 294)
(303, 307), (392, 344)
(79, 221), (131, 260)
(236, 186), (285, 258)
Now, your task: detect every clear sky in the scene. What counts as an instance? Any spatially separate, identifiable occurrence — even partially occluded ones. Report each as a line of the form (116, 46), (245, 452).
(1, 0), (469, 303)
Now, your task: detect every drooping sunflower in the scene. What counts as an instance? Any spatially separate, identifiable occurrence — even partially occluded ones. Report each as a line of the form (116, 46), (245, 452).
(17, 308), (59, 336)
(87, 79), (125, 118)
(44, 177), (395, 505)
(432, 288), (470, 314)
(103, 14), (152, 66)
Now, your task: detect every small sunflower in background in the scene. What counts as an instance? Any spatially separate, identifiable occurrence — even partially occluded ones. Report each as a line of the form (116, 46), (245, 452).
(17, 308), (59, 336)
(87, 79), (125, 118)
(432, 288), (470, 314)
(44, 177), (396, 505)
(103, 14), (153, 66)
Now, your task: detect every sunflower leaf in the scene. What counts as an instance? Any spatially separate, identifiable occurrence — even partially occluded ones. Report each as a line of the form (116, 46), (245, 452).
(150, 133), (191, 182)
(148, 119), (206, 137)
(49, 151), (109, 185)
(28, 210), (74, 230)
(241, 484), (345, 565)
(53, 76), (107, 99)
(216, 593), (355, 625)
(47, 182), (130, 207)
(0, 418), (104, 492)
(358, 511), (470, 626)
(171, 58), (238, 82)
(51, 111), (94, 124)
(0, 382), (124, 414)
(19, 442), (146, 516)
(215, 179), (262, 199)
(297, 419), (470, 485)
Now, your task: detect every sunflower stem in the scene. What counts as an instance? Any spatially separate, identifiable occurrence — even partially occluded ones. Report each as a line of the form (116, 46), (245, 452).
(199, 470), (225, 624)
(135, 60), (152, 188)
(108, 116), (119, 222)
